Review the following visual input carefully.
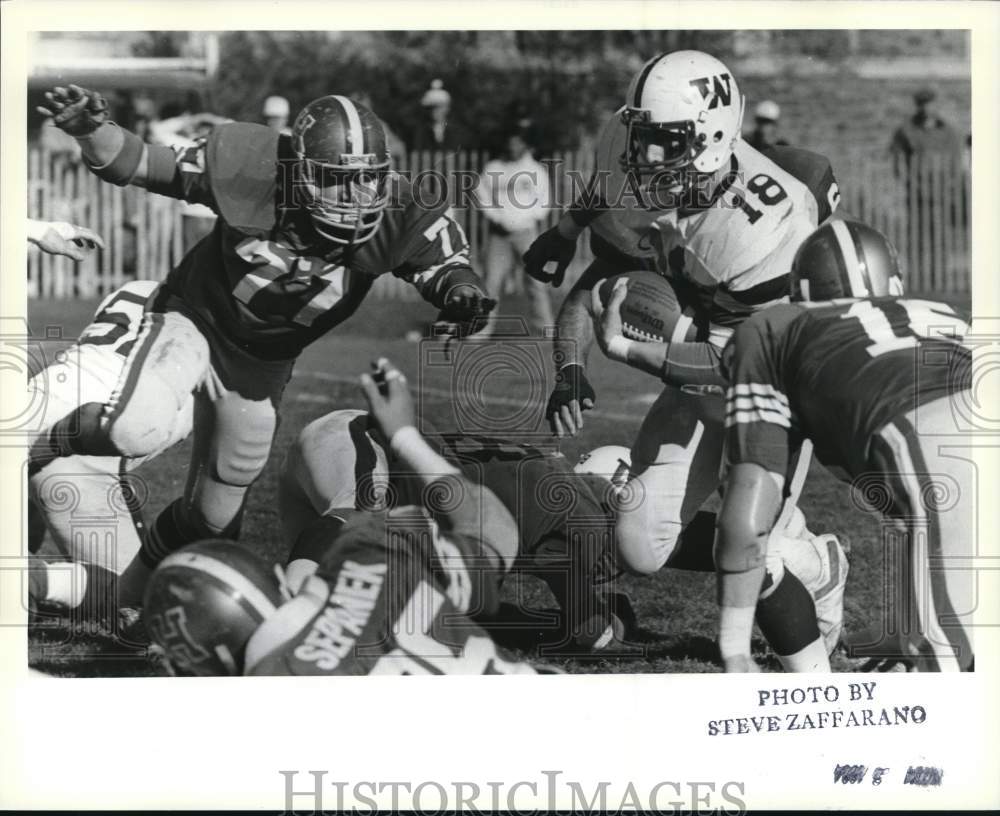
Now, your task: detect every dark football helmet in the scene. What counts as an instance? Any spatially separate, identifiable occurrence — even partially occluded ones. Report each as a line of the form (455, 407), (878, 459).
(791, 219), (904, 302)
(290, 95), (391, 245)
(144, 540), (284, 676)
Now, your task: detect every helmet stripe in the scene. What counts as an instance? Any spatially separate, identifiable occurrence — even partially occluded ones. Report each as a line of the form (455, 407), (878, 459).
(332, 95), (365, 153)
(632, 53), (667, 108)
(829, 219), (869, 297)
(159, 552), (279, 620)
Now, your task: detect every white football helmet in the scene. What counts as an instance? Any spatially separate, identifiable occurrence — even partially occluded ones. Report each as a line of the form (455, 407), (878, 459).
(574, 446), (632, 495)
(621, 50), (745, 184)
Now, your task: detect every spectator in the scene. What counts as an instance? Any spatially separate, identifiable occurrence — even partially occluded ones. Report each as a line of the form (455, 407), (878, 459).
(746, 100), (788, 150)
(475, 127), (554, 336)
(890, 87), (963, 168)
(411, 79), (470, 153)
(262, 95), (292, 135)
(890, 88), (965, 283)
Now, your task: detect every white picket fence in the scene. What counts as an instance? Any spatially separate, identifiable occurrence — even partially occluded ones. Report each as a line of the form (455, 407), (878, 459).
(27, 147), (969, 299)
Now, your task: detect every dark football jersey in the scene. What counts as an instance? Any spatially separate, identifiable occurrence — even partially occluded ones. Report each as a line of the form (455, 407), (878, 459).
(245, 512), (538, 675)
(722, 299), (970, 481)
(146, 123), (480, 359)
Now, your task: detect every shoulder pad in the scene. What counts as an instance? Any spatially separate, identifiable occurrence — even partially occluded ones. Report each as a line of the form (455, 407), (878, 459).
(205, 122), (281, 234)
(762, 145), (840, 221)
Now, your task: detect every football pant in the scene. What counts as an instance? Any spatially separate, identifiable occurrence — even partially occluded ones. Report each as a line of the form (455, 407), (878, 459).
(616, 385), (726, 575)
(27, 344), (192, 571)
(107, 299), (292, 542)
(852, 392), (975, 672)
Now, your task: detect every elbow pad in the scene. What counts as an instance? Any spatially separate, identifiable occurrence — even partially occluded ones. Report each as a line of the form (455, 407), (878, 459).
(82, 123), (145, 186)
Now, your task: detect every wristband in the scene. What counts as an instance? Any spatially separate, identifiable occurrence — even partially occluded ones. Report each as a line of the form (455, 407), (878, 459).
(606, 334), (634, 362)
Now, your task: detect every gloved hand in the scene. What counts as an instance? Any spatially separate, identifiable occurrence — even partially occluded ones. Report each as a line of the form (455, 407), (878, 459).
(435, 285), (498, 339)
(546, 363), (596, 437)
(37, 85), (111, 137)
(523, 224), (578, 288)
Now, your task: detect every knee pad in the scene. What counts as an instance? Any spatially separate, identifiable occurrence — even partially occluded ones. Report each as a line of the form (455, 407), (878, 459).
(615, 496), (680, 576)
(213, 399), (277, 487)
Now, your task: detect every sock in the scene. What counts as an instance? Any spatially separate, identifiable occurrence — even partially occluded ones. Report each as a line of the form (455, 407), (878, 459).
(756, 568), (828, 671)
(665, 511), (717, 572)
(117, 498), (199, 607)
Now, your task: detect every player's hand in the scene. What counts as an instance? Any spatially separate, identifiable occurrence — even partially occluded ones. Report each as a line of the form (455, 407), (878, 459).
(591, 277), (629, 359)
(36, 85), (111, 137)
(434, 285), (497, 339)
(546, 363), (596, 437)
(360, 358), (416, 442)
(28, 221), (105, 261)
(523, 225), (577, 288)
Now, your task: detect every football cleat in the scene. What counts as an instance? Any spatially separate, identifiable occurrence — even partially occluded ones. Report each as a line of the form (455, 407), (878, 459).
(143, 540), (284, 676)
(809, 534), (850, 654)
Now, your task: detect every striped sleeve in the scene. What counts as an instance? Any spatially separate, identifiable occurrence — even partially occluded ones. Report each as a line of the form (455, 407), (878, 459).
(720, 315), (798, 478)
(393, 207), (482, 306)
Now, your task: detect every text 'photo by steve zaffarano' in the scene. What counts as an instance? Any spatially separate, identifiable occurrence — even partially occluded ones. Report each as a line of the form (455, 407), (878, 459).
(21, 29), (976, 678)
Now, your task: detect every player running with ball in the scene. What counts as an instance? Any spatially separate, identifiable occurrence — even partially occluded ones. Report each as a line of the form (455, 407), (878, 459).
(526, 51), (847, 667)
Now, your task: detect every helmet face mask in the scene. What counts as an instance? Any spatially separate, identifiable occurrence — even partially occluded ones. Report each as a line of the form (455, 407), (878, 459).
(291, 95), (392, 246)
(620, 50), (745, 207)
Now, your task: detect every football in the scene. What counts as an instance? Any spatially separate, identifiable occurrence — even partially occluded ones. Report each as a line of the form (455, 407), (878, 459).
(596, 271), (703, 343)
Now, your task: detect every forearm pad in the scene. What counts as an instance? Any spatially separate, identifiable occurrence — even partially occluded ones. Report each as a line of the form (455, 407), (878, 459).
(79, 123), (144, 186)
(661, 341), (725, 388)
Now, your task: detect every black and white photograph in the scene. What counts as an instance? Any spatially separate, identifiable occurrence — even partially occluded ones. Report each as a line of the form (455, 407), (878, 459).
(2, 1), (998, 811)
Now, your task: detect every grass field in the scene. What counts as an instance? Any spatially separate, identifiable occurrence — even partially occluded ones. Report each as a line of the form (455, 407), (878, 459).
(26, 290), (943, 676)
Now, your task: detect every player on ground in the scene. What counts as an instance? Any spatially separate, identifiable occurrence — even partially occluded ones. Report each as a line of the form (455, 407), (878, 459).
(715, 220), (973, 672)
(278, 408), (642, 655)
(36, 86), (497, 610)
(525, 51), (847, 655)
(144, 359), (548, 675)
(26, 280), (193, 625)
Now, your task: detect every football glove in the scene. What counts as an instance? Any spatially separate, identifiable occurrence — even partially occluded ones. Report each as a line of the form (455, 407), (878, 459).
(523, 225), (577, 288)
(37, 85), (111, 137)
(546, 364), (596, 420)
(435, 285), (497, 338)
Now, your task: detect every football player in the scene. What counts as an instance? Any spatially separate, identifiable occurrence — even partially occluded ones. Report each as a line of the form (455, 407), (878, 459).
(36, 86), (497, 610)
(716, 220), (973, 672)
(525, 51), (847, 654)
(278, 409), (635, 654)
(144, 359), (547, 675)
(26, 280), (193, 624)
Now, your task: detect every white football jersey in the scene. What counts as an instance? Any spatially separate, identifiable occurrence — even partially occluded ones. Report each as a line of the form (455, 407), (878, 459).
(77, 279), (159, 358)
(585, 112), (839, 334)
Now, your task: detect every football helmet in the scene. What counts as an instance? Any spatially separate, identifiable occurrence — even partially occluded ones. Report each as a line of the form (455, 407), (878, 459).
(790, 219), (904, 302)
(575, 446), (632, 496)
(144, 540), (284, 676)
(621, 51), (745, 192)
(291, 95), (391, 245)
